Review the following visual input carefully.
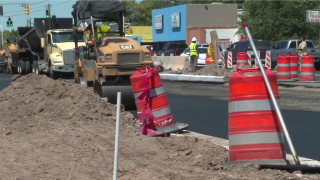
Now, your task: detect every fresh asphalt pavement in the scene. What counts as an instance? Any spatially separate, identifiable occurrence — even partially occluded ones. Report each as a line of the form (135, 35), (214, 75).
(1, 72), (320, 162)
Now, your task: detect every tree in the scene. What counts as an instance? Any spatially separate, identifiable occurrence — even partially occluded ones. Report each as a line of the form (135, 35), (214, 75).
(1, 29), (18, 49)
(236, 0), (320, 41)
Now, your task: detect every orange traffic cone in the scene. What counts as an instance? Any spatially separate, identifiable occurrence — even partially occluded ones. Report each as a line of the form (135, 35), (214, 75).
(205, 52), (213, 65)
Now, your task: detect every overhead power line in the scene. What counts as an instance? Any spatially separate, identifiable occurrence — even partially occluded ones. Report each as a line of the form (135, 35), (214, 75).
(0, 0), (48, 6)
(3, 0), (72, 17)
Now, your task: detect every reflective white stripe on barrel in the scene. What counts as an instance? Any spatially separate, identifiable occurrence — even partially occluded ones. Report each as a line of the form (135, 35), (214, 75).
(291, 72), (298, 74)
(134, 86), (165, 99)
(301, 64), (314, 67)
(277, 64), (290, 67)
(237, 60), (247, 63)
(137, 106), (171, 118)
(290, 63), (298, 66)
(277, 72), (290, 75)
(229, 132), (284, 146)
(229, 99), (280, 113)
(300, 72), (314, 75)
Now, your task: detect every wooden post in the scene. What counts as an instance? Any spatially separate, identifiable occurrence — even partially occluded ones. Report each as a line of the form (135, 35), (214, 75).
(210, 30), (222, 69)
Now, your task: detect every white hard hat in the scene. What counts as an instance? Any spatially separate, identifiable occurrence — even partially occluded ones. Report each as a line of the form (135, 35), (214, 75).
(192, 37), (197, 41)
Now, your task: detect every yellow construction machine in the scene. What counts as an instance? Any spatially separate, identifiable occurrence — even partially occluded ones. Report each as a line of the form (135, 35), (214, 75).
(72, 0), (154, 110)
(0, 38), (18, 73)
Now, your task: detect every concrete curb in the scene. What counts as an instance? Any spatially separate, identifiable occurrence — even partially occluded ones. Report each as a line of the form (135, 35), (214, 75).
(172, 130), (320, 166)
(278, 81), (320, 88)
(159, 74), (228, 83)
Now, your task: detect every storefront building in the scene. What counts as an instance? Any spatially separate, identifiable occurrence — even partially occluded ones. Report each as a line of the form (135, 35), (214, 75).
(152, 4), (239, 51)
(131, 26), (153, 45)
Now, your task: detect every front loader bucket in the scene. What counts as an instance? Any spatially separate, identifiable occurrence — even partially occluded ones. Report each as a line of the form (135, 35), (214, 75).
(94, 80), (136, 110)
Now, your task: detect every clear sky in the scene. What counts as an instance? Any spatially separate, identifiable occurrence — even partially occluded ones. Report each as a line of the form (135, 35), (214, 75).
(0, 0), (142, 32)
(0, 0), (81, 31)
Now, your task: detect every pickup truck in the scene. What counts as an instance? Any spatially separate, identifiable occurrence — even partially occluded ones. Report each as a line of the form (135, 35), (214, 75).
(270, 39), (320, 70)
(157, 43), (188, 56)
(225, 40), (272, 66)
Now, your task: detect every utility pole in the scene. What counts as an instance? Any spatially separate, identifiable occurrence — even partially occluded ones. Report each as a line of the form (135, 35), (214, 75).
(0, 25), (3, 50)
(48, 4), (51, 18)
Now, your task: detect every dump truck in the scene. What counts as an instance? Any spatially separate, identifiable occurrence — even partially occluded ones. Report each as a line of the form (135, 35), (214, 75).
(0, 37), (18, 73)
(4, 16), (85, 78)
(72, 0), (154, 110)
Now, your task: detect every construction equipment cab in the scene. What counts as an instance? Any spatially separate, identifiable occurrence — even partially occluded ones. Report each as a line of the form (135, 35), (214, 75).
(72, 0), (154, 110)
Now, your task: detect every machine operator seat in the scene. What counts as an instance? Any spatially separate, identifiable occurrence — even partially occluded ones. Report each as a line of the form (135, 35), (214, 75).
(97, 35), (111, 46)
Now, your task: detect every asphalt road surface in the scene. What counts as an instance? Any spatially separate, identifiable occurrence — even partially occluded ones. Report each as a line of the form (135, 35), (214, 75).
(1, 73), (320, 162)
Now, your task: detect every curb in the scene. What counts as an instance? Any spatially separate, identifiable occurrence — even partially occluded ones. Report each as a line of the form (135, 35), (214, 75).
(278, 81), (320, 88)
(172, 130), (320, 166)
(159, 74), (228, 83)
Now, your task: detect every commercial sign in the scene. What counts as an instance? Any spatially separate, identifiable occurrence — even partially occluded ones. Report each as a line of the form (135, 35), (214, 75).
(171, 12), (180, 28)
(154, 15), (163, 29)
(306, 10), (320, 22)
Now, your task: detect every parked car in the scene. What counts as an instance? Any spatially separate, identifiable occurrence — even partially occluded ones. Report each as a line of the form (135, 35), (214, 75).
(226, 40), (272, 67)
(142, 45), (153, 56)
(270, 39), (320, 69)
(157, 43), (188, 56)
(197, 43), (209, 48)
(181, 45), (223, 67)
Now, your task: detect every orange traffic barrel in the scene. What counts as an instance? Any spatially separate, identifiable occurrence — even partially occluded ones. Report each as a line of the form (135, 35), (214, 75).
(227, 67), (285, 162)
(300, 54), (315, 82)
(276, 54), (291, 79)
(130, 66), (184, 136)
(236, 52), (249, 66)
(288, 54), (298, 79)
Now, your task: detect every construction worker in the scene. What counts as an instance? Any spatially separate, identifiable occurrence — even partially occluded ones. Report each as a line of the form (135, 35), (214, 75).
(189, 37), (198, 72)
(296, 36), (307, 71)
(84, 23), (112, 47)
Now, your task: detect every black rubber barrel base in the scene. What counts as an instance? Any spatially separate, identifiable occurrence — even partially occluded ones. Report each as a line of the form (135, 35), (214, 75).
(148, 122), (189, 137)
(225, 159), (320, 173)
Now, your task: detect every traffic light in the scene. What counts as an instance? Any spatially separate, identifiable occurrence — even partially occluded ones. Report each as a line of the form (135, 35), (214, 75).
(0, 6), (3, 16)
(25, 4), (29, 15)
(46, 9), (49, 18)
(6, 18), (12, 27)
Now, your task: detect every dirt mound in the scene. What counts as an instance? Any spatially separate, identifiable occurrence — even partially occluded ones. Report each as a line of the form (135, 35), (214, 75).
(163, 62), (227, 76)
(162, 63), (261, 77)
(0, 74), (312, 179)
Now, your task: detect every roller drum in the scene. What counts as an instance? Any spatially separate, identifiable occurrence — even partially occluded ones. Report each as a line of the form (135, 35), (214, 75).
(94, 80), (136, 110)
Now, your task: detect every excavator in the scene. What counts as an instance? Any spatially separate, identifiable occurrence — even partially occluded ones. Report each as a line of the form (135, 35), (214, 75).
(72, 0), (154, 110)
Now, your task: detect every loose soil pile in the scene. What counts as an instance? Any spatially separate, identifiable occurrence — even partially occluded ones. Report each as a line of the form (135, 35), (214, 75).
(0, 74), (314, 179)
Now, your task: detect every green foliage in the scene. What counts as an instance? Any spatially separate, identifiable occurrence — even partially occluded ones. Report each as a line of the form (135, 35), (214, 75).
(236, 0), (320, 41)
(0, 29), (18, 49)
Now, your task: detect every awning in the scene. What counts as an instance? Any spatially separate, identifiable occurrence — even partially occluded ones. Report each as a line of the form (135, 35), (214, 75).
(131, 26), (152, 43)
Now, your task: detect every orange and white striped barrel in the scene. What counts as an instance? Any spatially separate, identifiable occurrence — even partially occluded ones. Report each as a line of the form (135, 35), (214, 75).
(221, 52), (225, 67)
(130, 67), (180, 136)
(276, 54), (291, 80)
(265, 50), (271, 69)
(227, 51), (232, 68)
(228, 67), (285, 162)
(247, 51), (252, 66)
(236, 52), (249, 66)
(300, 54), (315, 82)
(288, 54), (298, 79)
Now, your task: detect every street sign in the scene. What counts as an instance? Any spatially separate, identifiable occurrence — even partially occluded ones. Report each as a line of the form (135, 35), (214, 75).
(306, 10), (320, 22)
